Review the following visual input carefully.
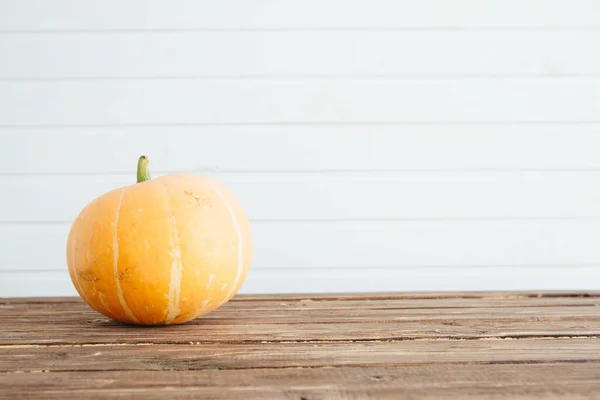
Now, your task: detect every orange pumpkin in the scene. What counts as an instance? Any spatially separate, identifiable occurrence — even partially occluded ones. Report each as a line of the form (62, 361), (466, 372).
(66, 156), (252, 325)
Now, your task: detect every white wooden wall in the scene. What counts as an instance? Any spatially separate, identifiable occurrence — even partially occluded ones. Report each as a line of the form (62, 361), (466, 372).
(1, 0), (600, 296)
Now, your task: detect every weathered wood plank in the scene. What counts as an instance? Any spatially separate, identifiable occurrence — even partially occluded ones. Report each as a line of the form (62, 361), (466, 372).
(2, 363), (600, 400)
(4, 296), (598, 310)
(5, 383), (600, 400)
(1, 338), (598, 372)
(1, 317), (599, 345)
(187, 297), (600, 310)
(3, 291), (600, 304)
(2, 297), (599, 345)
(2, 305), (597, 328)
(1, 293), (600, 398)
(3, 298), (598, 318)
(227, 291), (600, 302)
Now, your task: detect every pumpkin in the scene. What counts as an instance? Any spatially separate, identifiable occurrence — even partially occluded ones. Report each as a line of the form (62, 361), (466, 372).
(66, 156), (252, 325)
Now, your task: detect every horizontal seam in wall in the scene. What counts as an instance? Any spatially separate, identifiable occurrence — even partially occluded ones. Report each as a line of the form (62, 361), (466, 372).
(2, 74), (600, 81)
(2, 27), (600, 33)
(2, 121), (600, 129)
(6, 217), (600, 225)
(6, 169), (600, 176)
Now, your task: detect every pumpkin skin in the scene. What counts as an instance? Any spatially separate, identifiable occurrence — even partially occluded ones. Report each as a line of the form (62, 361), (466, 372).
(66, 163), (252, 325)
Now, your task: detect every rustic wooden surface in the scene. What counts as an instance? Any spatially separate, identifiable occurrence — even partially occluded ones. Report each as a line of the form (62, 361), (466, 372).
(1, 291), (600, 399)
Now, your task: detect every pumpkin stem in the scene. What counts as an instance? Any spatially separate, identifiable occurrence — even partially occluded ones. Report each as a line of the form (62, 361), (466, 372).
(137, 155), (151, 183)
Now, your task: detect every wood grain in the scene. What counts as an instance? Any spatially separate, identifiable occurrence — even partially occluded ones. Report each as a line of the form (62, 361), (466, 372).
(3, 301), (598, 323)
(1, 292), (600, 398)
(4, 290), (599, 303)
(3, 318), (599, 345)
(2, 338), (599, 372)
(4, 294), (599, 309)
(2, 363), (600, 400)
(1, 296), (600, 345)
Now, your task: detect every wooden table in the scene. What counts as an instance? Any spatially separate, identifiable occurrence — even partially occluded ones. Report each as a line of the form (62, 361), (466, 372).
(1, 291), (600, 399)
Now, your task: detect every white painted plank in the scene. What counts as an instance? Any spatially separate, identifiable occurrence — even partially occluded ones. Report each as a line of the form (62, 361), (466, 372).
(2, 31), (600, 78)
(2, 125), (600, 174)
(1, 265), (598, 297)
(3, 220), (600, 272)
(1, 79), (599, 125)
(2, 172), (600, 222)
(240, 266), (600, 293)
(1, 0), (598, 31)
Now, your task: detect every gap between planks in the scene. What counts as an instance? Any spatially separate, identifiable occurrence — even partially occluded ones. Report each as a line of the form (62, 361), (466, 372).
(3, 359), (600, 375)
(2, 334), (600, 349)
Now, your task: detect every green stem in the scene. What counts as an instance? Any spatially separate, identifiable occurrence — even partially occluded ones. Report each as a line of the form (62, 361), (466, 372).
(137, 155), (151, 183)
